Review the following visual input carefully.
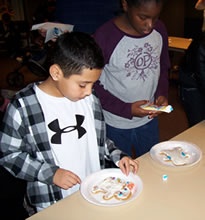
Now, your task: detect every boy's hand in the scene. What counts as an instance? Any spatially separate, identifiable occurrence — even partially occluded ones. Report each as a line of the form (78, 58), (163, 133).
(118, 157), (139, 176)
(53, 168), (81, 189)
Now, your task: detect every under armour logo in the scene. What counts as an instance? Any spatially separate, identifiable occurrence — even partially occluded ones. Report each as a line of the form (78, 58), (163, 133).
(48, 115), (86, 144)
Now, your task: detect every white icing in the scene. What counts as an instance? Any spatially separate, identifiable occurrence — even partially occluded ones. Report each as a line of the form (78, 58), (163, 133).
(92, 177), (134, 200)
(160, 147), (190, 166)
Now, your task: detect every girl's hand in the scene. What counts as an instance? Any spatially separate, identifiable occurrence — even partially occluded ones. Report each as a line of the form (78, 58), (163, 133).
(148, 96), (168, 119)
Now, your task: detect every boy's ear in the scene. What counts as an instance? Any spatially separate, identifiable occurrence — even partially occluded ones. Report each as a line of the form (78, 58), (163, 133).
(49, 64), (63, 81)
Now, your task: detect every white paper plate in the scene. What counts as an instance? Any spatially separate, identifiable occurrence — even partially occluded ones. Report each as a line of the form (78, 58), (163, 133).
(80, 168), (143, 206)
(150, 141), (202, 167)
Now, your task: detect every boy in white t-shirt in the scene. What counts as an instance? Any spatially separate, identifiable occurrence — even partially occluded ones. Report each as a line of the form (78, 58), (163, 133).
(0, 32), (139, 215)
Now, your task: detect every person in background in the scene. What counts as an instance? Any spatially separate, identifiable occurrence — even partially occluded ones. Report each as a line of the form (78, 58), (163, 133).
(195, 0), (205, 33)
(31, 0), (56, 50)
(195, 0), (205, 10)
(0, 32), (139, 215)
(93, 0), (170, 158)
(178, 0), (205, 127)
(0, 12), (21, 57)
(179, 32), (205, 127)
(55, 0), (121, 34)
(32, 0), (56, 24)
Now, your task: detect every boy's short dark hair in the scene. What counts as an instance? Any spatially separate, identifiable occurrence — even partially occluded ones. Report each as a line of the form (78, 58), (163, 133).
(46, 31), (104, 77)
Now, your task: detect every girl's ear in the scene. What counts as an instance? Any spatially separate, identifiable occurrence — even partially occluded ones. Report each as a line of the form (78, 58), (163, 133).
(195, 0), (205, 10)
(121, 0), (128, 12)
(49, 64), (63, 81)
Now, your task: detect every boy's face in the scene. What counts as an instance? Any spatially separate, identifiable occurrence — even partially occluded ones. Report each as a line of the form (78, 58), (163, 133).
(123, 0), (162, 35)
(55, 67), (102, 101)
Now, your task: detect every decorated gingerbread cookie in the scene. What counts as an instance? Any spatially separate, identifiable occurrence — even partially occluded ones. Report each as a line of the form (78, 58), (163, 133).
(160, 147), (190, 166)
(91, 176), (135, 200)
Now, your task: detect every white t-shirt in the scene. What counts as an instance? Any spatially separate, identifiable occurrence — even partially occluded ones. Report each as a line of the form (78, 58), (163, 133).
(35, 85), (100, 198)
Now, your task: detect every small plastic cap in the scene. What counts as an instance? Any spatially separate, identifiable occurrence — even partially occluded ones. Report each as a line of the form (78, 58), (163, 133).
(162, 174), (168, 181)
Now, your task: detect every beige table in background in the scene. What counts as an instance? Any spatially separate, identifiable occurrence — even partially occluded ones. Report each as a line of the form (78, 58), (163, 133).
(168, 36), (193, 80)
(27, 120), (205, 220)
(168, 36), (192, 52)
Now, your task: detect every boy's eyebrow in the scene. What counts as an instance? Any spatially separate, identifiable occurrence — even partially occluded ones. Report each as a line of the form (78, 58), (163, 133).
(79, 80), (94, 83)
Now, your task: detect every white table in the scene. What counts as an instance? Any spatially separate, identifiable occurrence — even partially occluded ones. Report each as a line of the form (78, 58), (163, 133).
(27, 120), (205, 220)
